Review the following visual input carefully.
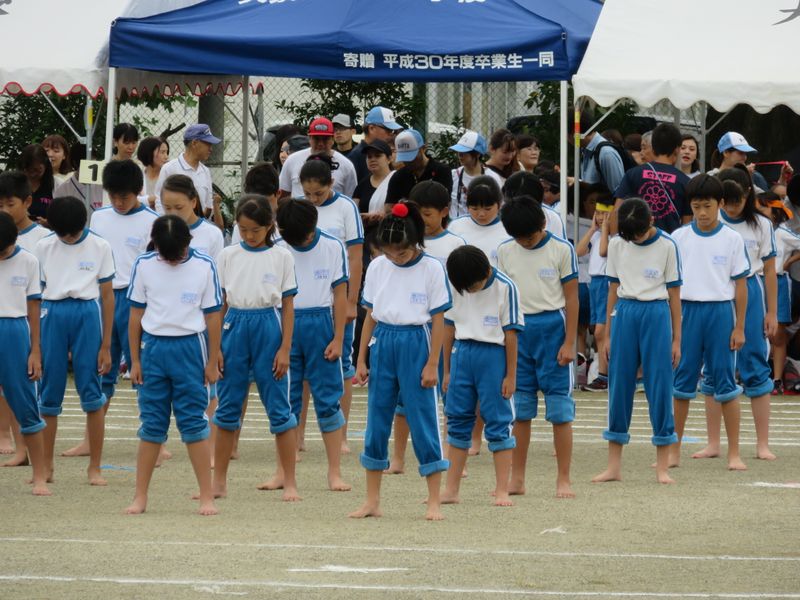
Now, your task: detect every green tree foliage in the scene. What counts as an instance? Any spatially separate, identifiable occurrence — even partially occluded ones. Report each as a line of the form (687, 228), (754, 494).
(275, 80), (422, 130)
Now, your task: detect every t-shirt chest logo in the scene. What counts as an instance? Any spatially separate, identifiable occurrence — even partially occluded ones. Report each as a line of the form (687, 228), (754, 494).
(125, 236), (144, 249)
(314, 269), (330, 280)
(10, 275), (28, 287)
(712, 255), (728, 266)
(483, 315), (500, 327)
(744, 239), (758, 251)
(538, 267), (558, 280)
(78, 261), (95, 272)
(181, 292), (199, 304)
(410, 292), (428, 305)
(262, 273), (278, 284)
(643, 268), (661, 280)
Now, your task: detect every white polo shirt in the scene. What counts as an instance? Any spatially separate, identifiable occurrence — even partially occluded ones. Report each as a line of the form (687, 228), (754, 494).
(588, 230), (608, 277)
(671, 222), (750, 301)
(278, 229), (348, 310)
(189, 218), (224, 262)
(128, 249), (222, 336)
(362, 253), (452, 326)
(497, 233), (578, 314)
(35, 229), (115, 301)
(775, 225), (800, 275)
(544, 204), (567, 238)
(448, 216), (510, 267)
(89, 203), (158, 289)
(279, 149), (357, 198)
(317, 192), (364, 247)
(424, 230), (466, 265)
(719, 211), (775, 277)
(217, 243), (297, 310)
(606, 229), (681, 302)
(154, 153), (214, 212)
(444, 268), (523, 345)
(17, 223), (49, 254)
(0, 247), (41, 318)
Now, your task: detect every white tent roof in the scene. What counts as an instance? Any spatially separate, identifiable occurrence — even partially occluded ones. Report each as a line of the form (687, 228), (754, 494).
(0, 0), (262, 97)
(573, 0), (800, 114)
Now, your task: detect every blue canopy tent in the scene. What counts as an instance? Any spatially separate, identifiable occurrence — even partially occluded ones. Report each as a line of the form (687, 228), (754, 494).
(108, 0), (602, 218)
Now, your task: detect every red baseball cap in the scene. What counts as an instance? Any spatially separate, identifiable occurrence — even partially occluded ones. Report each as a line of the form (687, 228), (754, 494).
(308, 117), (334, 137)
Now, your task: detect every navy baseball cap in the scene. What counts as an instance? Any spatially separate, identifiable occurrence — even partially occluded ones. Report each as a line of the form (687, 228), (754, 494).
(184, 124), (221, 144)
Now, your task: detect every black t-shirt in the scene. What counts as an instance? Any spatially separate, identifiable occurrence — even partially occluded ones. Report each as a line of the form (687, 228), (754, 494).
(353, 176), (377, 213)
(386, 157), (453, 204)
(614, 163), (691, 234)
(29, 182), (54, 220)
(347, 141), (369, 183)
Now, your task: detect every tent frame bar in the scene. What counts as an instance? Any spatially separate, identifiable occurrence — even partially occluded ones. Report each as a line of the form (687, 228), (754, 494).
(240, 75), (250, 190)
(583, 99), (622, 136)
(40, 91), (85, 143)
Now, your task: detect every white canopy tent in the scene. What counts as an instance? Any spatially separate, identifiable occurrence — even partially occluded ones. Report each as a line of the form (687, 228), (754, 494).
(573, 0), (800, 115)
(0, 0), (263, 157)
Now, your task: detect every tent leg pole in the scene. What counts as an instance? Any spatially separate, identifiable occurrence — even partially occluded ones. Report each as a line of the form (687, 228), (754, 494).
(104, 67), (117, 162)
(559, 80), (568, 226)
(241, 75), (250, 192)
(39, 92), (83, 142)
(699, 101), (708, 172)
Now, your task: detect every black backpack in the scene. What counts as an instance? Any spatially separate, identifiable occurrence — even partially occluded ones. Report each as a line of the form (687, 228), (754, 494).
(592, 141), (638, 192)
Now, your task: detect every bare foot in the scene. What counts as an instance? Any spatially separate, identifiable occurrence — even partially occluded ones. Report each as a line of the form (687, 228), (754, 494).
(2, 452), (29, 467)
(0, 438), (14, 454)
(192, 485), (227, 500)
(257, 476), (283, 491)
(124, 496), (147, 514)
(556, 477), (575, 499)
(341, 442), (351, 455)
(493, 492), (513, 507)
(88, 468), (108, 486)
(230, 449), (240, 460)
(756, 447), (777, 461)
(28, 470), (54, 484)
(425, 505), (445, 521)
(508, 480), (526, 496)
(282, 486), (302, 502)
(348, 502), (382, 518)
(591, 469), (621, 483)
(440, 492), (460, 505)
(61, 442), (90, 457)
(461, 467), (468, 478)
(468, 444), (481, 456)
(32, 482), (52, 496)
(197, 500), (219, 516)
(650, 460), (680, 469)
(691, 445), (720, 459)
(383, 462), (404, 475)
(728, 458), (748, 471)
(327, 476), (352, 492)
(298, 439), (306, 452)
(656, 472), (676, 484)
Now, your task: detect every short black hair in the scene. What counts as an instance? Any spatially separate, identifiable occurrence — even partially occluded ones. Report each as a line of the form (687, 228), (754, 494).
(503, 171), (543, 203)
(0, 211), (18, 252)
(113, 122), (139, 144)
(137, 136), (168, 167)
(0, 170), (31, 200)
(719, 166), (758, 227)
(149, 214), (191, 262)
(617, 198), (652, 242)
(651, 123), (683, 157)
(466, 175), (502, 207)
(236, 194), (275, 247)
(299, 157), (333, 186)
(500, 195), (546, 238)
(686, 173), (724, 203)
(244, 162), (279, 197)
(277, 198), (318, 247)
(102, 159), (144, 197)
(408, 180), (450, 227)
(446, 245), (491, 294)
(47, 196), (86, 237)
(376, 202), (425, 249)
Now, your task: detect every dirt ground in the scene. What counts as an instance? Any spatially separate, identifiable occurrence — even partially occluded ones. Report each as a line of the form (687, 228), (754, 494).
(1, 382), (798, 599)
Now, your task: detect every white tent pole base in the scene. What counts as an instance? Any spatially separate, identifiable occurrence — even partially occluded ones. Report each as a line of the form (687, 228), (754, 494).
(559, 80), (568, 227)
(103, 67), (117, 162)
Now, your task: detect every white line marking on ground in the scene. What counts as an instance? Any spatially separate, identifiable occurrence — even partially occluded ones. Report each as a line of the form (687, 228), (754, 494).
(539, 526), (567, 535)
(744, 482), (800, 489)
(0, 537), (797, 563)
(1, 574), (799, 598)
(286, 565), (410, 573)
(193, 585), (247, 596)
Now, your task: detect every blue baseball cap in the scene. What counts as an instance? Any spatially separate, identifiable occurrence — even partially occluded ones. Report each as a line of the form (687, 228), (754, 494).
(395, 128), (424, 163)
(184, 123), (221, 144)
(449, 131), (487, 155)
(365, 106), (402, 130)
(718, 132), (756, 154)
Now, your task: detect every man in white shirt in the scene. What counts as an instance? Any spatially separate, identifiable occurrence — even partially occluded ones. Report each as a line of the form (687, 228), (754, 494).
(155, 124), (222, 227)
(279, 117), (357, 199)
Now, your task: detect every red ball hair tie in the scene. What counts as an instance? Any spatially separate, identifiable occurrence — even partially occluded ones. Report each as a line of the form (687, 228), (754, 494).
(392, 203), (409, 218)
